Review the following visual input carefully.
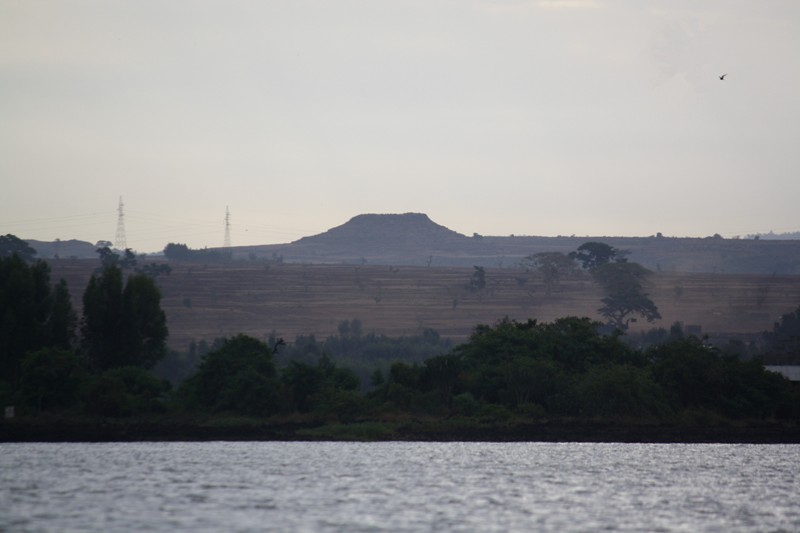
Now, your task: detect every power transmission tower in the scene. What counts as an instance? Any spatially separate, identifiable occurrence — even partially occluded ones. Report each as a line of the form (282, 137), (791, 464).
(224, 206), (231, 248)
(115, 196), (127, 250)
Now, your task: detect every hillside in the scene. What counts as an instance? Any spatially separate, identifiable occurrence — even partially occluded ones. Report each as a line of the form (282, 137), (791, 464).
(48, 259), (800, 353)
(25, 239), (97, 259)
(231, 213), (800, 274)
(26, 213), (800, 353)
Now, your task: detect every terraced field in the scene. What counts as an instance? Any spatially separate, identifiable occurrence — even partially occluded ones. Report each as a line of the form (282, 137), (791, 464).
(48, 259), (800, 352)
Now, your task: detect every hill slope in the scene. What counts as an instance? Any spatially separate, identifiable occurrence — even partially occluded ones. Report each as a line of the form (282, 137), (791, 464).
(297, 213), (469, 250)
(48, 259), (800, 351)
(232, 213), (800, 274)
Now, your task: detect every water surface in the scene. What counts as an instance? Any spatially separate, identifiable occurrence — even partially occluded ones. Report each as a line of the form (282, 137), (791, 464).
(2, 442), (798, 532)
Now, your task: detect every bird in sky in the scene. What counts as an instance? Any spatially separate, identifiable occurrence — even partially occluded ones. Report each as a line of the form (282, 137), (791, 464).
(719, 74), (727, 80)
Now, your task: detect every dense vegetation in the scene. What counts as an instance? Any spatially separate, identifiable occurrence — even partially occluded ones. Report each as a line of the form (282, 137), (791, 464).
(2, 234), (799, 441)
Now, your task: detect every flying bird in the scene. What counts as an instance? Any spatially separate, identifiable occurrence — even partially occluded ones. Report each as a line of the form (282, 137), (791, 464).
(719, 74), (727, 80)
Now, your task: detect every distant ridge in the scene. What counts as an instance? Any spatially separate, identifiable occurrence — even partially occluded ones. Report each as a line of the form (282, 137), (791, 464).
(235, 213), (800, 273)
(21, 213), (800, 274)
(25, 239), (97, 259)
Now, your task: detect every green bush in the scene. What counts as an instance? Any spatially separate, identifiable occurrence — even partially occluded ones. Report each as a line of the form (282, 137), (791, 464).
(19, 348), (86, 413)
(84, 366), (169, 417)
(179, 334), (281, 416)
(453, 392), (482, 417)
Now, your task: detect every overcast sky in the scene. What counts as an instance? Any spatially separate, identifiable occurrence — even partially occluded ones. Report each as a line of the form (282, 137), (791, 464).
(2, 1), (799, 253)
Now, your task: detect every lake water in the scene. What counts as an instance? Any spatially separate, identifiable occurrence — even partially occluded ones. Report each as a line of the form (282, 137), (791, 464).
(1, 442), (798, 532)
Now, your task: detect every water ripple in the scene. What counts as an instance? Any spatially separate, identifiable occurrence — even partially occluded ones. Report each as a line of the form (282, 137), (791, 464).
(1, 442), (798, 532)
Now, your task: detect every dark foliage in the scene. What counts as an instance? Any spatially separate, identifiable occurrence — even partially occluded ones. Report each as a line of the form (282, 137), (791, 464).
(19, 348), (86, 413)
(0, 234), (37, 261)
(81, 266), (168, 371)
(83, 366), (170, 417)
(763, 306), (800, 363)
(591, 260), (661, 330)
(570, 241), (628, 269)
(365, 316), (799, 422)
(0, 252), (76, 386)
(179, 334), (281, 416)
(163, 242), (231, 262)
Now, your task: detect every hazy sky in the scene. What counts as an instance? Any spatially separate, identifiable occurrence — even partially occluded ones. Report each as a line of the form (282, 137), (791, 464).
(2, 1), (799, 253)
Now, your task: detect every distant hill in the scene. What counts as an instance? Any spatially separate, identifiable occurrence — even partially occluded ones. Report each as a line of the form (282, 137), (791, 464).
(295, 213), (469, 251)
(231, 213), (800, 274)
(25, 239), (97, 259)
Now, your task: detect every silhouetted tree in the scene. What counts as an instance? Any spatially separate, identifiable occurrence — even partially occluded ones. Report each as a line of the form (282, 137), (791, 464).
(0, 254), (75, 385)
(50, 279), (77, 350)
(570, 242), (627, 269)
(524, 252), (576, 294)
(763, 306), (800, 363)
(81, 266), (168, 371)
(466, 266), (486, 292)
(179, 334), (280, 416)
(163, 243), (192, 261)
(0, 234), (37, 261)
(591, 262), (661, 330)
(96, 246), (119, 269)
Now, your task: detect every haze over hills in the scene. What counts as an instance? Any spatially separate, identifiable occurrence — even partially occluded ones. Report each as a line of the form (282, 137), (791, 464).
(20, 212), (800, 274)
(23, 239), (98, 260)
(23, 213), (800, 347)
(234, 213), (800, 274)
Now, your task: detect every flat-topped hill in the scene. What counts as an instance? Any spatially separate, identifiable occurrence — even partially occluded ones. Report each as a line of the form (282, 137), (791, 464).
(233, 213), (800, 274)
(295, 213), (469, 251)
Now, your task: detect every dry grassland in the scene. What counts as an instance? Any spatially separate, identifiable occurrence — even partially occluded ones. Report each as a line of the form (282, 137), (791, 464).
(48, 260), (800, 351)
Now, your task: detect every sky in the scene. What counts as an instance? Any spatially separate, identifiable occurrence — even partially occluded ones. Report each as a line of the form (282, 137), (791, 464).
(2, 1), (799, 253)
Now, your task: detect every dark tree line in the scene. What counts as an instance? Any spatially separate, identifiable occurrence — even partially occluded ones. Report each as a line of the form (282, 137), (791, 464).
(163, 243), (231, 262)
(1, 237), (170, 416)
(0, 249), (75, 385)
(2, 234), (798, 427)
(168, 315), (798, 424)
(367, 316), (798, 422)
(176, 334), (363, 419)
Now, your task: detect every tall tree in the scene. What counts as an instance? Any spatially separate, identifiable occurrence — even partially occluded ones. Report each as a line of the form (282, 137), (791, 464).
(0, 234), (37, 261)
(50, 279), (77, 350)
(591, 262), (661, 330)
(570, 242), (627, 270)
(120, 274), (168, 369)
(81, 265), (124, 370)
(466, 266), (486, 292)
(81, 266), (167, 371)
(524, 252), (576, 295)
(0, 253), (75, 384)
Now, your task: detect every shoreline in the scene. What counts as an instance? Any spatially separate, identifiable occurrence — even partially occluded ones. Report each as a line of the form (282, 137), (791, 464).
(3, 419), (800, 444)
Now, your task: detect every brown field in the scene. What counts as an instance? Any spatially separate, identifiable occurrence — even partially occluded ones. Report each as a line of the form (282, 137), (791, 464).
(47, 259), (800, 352)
